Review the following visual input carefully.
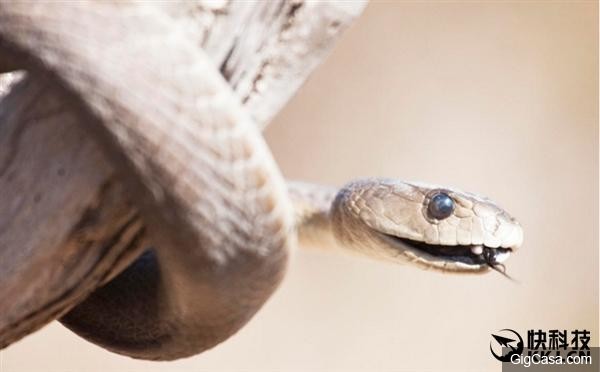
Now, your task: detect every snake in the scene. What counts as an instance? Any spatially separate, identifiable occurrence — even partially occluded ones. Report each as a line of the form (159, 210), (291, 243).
(0, 2), (522, 361)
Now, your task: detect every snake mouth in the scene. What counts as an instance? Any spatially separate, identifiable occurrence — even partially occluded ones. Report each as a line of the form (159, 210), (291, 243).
(385, 235), (512, 267)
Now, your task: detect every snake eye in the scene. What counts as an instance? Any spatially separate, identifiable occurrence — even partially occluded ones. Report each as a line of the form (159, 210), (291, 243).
(428, 192), (455, 220)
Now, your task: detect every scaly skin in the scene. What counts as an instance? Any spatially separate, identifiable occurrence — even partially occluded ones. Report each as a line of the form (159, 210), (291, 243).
(0, 2), (521, 361)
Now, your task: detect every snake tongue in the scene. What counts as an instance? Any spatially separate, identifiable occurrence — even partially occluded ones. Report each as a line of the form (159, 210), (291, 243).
(471, 245), (513, 264)
(487, 247), (511, 264)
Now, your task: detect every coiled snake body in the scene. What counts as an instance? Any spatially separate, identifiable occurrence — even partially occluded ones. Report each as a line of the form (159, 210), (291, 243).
(0, 2), (522, 361)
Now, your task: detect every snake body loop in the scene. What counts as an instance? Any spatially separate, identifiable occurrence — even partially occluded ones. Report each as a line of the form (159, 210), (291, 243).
(0, 2), (522, 360)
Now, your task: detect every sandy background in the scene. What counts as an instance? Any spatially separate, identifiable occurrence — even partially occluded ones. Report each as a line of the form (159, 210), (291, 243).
(1, 1), (598, 371)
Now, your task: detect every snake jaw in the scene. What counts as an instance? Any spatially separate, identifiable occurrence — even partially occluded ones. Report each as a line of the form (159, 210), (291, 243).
(383, 234), (513, 270)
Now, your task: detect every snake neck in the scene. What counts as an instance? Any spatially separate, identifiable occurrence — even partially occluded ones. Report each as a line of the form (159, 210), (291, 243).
(288, 181), (340, 250)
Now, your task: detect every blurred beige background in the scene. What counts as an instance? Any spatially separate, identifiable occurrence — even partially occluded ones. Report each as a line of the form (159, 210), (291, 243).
(1, 1), (598, 371)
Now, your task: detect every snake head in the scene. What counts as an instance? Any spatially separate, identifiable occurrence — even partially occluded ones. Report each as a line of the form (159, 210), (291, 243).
(331, 179), (523, 273)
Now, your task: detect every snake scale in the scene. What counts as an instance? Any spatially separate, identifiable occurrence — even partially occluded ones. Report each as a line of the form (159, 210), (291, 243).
(0, 2), (522, 361)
